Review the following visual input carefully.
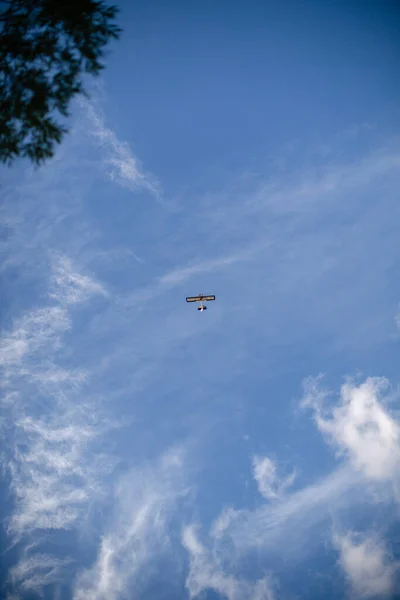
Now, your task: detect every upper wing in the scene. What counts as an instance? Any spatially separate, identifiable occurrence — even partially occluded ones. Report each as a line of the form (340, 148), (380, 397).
(186, 295), (215, 302)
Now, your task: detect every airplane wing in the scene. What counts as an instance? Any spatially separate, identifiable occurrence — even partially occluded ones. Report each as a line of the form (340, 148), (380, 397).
(186, 295), (215, 302)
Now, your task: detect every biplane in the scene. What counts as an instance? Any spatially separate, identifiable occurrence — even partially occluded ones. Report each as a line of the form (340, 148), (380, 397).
(186, 293), (216, 311)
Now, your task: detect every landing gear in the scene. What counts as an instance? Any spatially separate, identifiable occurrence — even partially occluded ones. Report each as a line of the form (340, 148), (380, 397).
(198, 304), (207, 311)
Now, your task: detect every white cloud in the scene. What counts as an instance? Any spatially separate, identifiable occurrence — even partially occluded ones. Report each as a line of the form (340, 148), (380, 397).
(183, 525), (275, 600)
(1, 255), (106, 381)
(3, 88), (400, 600)
(7, 408), (113, 541)
(333, 531), (398, 598)
(200, 377), (400, 591)
(81, 98), (162, 199)
(74, 447), (188, 600)
(248, 149), (400, 217)
(252, 455), (295, 501)
(50, 255), (108, 305)
(121, 248), (260, 313)
(1, 256), (115, 595)
(209, 466), (359, 562)
(0, 306), (69, 371)
(10, 553), (73, 594)
(159, 248), (257, 287)
(302, 377), (400, 482)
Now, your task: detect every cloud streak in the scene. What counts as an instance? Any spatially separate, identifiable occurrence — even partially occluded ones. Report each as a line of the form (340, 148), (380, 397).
(183, 525), (275, 600)
(50, 255), (109, 305)
(80, 96), (163, 200)
(209, 465), (360, 564)
(122, 247), (260, 310)
(74, 447), (188, 600)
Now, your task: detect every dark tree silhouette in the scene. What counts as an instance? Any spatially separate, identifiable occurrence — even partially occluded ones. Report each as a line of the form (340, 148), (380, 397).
(0, 0), (121, 166)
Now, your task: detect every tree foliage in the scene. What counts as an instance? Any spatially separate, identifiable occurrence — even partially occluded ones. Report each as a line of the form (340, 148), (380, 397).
(0, 0), (121, 166)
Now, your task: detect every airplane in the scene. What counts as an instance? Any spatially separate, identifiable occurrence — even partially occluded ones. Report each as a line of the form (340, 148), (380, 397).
(186, 293), (216, 311)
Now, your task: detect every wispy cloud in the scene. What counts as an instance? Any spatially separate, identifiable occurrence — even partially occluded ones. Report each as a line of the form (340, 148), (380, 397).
(50, 255), (109, 305)
(245, 148), (400, 218)
(209, 465), (360, 562)
(158, 247), (260, 287)
(333, 531), (398, 598)
(0, 305), (68, 354)
(74, 447), (188, 600)
(1, 255), (115, 595)
(252, 455), (296, 501)
(7, 409), (112, 541)
(183, 525), (275, 600)
(122, 248), (259, 309)
(80, 97), (162, 200)
(1, 255), (107, 389)
(9, 553), (73, 595)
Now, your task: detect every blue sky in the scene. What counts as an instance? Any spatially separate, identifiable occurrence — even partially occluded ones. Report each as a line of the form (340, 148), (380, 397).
(2, 1), (400, 598)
